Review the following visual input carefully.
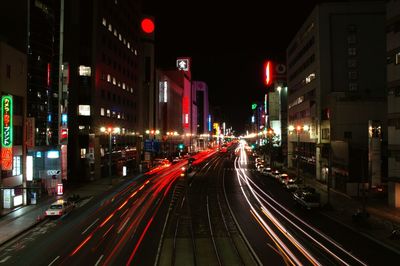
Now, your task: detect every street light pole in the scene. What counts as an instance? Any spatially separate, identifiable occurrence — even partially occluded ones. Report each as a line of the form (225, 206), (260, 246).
(297, 131), (301, 185)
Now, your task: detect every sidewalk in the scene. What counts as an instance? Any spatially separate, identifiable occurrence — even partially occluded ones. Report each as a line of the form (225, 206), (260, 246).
(285, 168), (400, 254)
(0, 176), (126, 247)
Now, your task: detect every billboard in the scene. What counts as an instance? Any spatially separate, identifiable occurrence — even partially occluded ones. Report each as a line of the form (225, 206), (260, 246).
(1, 95), (13, 170)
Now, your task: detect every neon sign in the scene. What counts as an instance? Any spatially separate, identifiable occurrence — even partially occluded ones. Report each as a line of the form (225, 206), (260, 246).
(183, 96), (189, 128)
(1, 95), (13, 170)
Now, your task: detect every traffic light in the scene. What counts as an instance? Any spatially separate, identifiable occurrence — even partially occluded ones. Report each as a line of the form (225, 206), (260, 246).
(178, 143), (185, 150)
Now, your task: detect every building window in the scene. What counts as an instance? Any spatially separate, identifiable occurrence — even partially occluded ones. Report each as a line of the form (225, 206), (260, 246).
(108, 24), (112, 32)
(114, 29), (117, 37)
(80, 148), (86, 158)
(112, 111), (116, 118)
(322, 128), (330, 140)
(347, 34), (357, 44)
(106, 109), (110, 117)
(12, 156), (21, 176)
(347, 59), (357, 68)
(107, 74), (111, 82)
(100, 108), (105, 116)
(122, 83), (126, 90)
(349, 82), (358, 92)
(127, 42), (130, 49)
(344, 131), (352, 139)
(79, 65), (91, 76)
(348, 71), (357, 80)
(6, 64), (11, 79)
(78, 105), (91, 116)
(396, 52), (400, 65)
(348, 47), (357, 56)
(102, 18), (107, 26)
(112, 77), (116, 85)
(119, 34), (122, 41)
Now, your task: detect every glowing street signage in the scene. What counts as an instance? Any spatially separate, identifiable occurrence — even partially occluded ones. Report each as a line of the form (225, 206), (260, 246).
(251, 103), (257, 110)
(177, 58), (190, 72)
(1, 95), (13, 170)
(182, 96), (189, 128)
(208, 114), (212, 132)
(264, 60), (273, 86)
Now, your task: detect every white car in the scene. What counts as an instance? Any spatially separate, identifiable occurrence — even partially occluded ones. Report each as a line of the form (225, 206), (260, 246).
(45, 199), (74, 217)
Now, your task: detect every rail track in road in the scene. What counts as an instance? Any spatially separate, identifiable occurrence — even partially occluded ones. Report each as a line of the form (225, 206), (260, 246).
(157, 152), (258, 266)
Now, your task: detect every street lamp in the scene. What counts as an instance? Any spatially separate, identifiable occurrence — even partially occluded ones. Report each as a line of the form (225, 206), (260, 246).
(100, 126), (120, 184)
(289, 124), (309, 185)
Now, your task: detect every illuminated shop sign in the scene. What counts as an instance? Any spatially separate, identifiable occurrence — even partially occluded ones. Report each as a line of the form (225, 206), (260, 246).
(182, 96), (189, 128)
(1, 95), (13, 170)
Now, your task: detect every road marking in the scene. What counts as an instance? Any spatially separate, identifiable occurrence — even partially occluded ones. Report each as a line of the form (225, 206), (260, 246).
(118, 217), (130, 234)
(47, 256), (60, 266)
(81, 218), (99, 235)
(95, 254), (104, 266)
(0, 256), (11, 263)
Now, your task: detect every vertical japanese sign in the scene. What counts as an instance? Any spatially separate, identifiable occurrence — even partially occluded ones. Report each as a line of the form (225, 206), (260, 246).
(1, 95), (13, 170)
(183, 96), (189, 128)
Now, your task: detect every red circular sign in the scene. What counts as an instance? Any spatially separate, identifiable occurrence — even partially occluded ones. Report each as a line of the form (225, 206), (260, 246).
(141, 18), (155, 34)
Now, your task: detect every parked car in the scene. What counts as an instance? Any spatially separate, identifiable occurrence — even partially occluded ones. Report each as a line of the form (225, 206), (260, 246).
(285, 179), (299, 191)
(293, 187), (320, 210)
(45, 199), (74, 217)
(261, 167), (272, 176)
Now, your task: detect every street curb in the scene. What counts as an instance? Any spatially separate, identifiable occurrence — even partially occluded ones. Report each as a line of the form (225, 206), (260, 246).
(0, 219), (46, 248)
(321, 211), (400, 256)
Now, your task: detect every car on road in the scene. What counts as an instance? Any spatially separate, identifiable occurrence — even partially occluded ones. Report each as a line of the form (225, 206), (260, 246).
(285, 179), (299, 191)
(45, 199), (74, 217)
(260, 167), (272, 176)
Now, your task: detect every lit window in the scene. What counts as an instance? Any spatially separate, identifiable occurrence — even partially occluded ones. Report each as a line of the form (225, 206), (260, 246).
(114, 29), (117, 37)
(119, 34), (122, 41)
(112, 111), (116, 118)
(117, 113), (121, 119)
(122, 113), (125, 119)
(79, 65), (91, 76)
(131, 87), (133, 93)
(118, 82), (121, 87)
(127, 42), (130, 49)
(100, 108), (105, 116)
(112, 77), (116, 85)
(122, 83), (126, 89)
(12, 156), (21, 176)
(134, 49), (137, 56)
(108, 24), (112, 32)
(78, 105), (91, 116)
(79, 125), (85, 130)
(107, 74), (111, 82)
(106, 109), (110, 117)
(102, 18), (107, 26)
(80, 148), (86, 158)
(396, 52), (400, 65)
(123, 38), (126, 45)
(37, 92), (41, 98)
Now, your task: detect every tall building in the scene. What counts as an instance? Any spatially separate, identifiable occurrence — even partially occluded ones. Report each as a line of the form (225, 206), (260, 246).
(156, 69), (184, 155)
(0, 41), (27, 209)
(1, 0), (65, 194)
(64, 0), (143, 180)
(193, 81), (210, 150)
(387, 0), (400, 207)
(286, 2), (387, 193)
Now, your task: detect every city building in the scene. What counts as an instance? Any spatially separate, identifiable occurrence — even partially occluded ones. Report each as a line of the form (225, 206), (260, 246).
(156, 69), (184, 156)
(192, 81), (211, 150)
(64, 0), (143, 180)
(387, 0), (400, 207)
(286, 2), (387, 194)
(0, 41), (27, 209)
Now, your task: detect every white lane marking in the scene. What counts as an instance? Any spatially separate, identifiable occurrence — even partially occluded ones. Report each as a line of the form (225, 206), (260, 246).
(118, 217), (130, 234)
(94, 254), (104, 266)
(0, 256), (11, 263)
(47, 256), (60, 266)
(81, 218), (99, 235)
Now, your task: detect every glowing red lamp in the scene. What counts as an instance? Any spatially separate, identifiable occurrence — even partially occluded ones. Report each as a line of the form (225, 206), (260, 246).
(141, 18), (155, 34)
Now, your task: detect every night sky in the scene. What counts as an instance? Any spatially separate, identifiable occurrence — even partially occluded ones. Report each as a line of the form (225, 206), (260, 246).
(143, 0), (343, 133)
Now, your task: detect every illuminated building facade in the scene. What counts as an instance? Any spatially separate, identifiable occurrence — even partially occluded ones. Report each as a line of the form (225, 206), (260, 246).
(287, 2), (387, 192)
(387, 0), (400, 207)
(64, 0), (143, 180)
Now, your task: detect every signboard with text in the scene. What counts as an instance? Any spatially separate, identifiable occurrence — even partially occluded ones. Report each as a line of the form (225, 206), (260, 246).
(1, 95), (13, 170)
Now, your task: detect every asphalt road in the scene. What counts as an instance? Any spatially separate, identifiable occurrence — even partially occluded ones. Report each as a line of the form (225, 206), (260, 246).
(1, 144), (398, 266)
